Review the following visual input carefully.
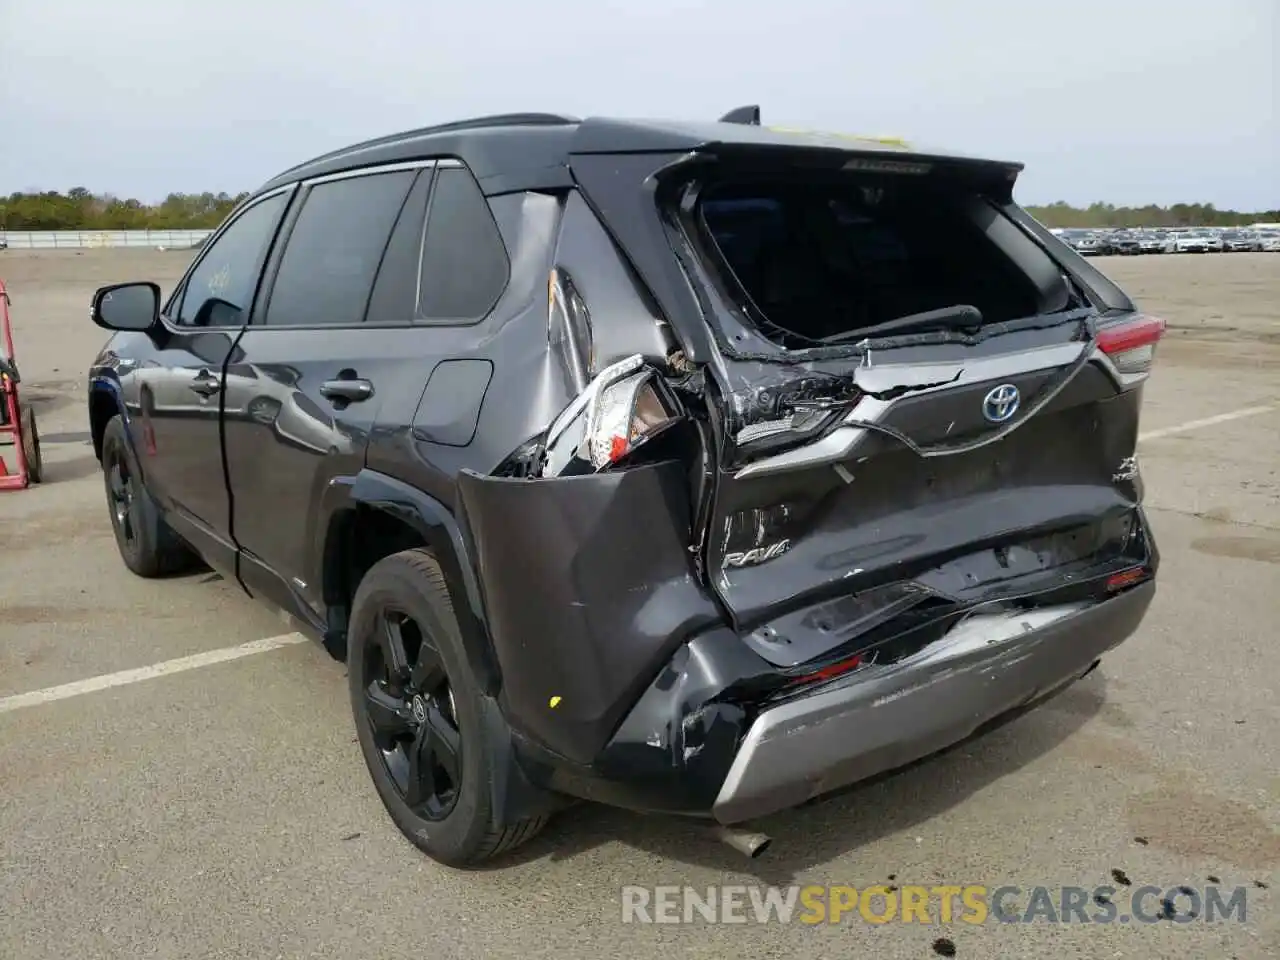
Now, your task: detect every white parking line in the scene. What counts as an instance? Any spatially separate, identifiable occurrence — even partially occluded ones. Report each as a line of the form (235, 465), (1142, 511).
(1139, 404), (1275, 443)
(0, 633), (309, 716)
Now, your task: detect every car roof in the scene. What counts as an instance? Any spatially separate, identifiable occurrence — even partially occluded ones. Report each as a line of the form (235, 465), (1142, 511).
(257, 113), (581, 196)
(255, 112), (1022, 198)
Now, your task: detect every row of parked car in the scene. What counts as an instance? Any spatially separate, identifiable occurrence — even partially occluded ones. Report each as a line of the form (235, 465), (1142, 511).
(1054, 226), (1280, 256)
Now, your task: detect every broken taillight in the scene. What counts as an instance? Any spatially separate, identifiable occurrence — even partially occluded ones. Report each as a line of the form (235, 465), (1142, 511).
(732, 386), (861, 462)
(1105, 566), (1148, 592)
(588, 369), (679, 467)
(538, 354), (685, 477)
(1097, 313), (1165, 376)
(784, 653), (866, 689)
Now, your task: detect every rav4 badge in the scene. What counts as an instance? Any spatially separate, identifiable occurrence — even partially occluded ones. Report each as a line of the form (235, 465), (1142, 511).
(724, 539), (791, 568)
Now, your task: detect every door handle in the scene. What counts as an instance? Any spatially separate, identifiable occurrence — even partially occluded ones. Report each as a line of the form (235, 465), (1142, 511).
(188, 370), (222, 397)
(319, 378), (374, 403)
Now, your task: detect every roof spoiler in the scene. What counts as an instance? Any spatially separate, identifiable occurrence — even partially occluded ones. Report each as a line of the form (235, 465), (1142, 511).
(718, 105), (761, 126)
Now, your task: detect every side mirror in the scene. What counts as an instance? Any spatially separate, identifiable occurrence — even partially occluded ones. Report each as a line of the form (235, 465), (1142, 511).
(92, 282), (160, 332)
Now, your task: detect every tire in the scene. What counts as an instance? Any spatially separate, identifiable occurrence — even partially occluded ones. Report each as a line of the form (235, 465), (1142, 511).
(19, 404), (41, 484)
(100, 414), (195, 577)
(348, 548), (548, 866)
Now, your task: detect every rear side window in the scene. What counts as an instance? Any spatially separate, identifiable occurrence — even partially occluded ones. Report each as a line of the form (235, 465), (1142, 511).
(262, 170), (415, 326)
(417, 167), (509, 321)
(364, 163), (510, 325)
(176, 192), (288, 327)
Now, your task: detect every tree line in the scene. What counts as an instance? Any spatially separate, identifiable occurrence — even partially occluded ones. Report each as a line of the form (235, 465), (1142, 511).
(0, 189), (250, 231)
(0, 189), (1276, 232)
(1023, 201), (1279, 229)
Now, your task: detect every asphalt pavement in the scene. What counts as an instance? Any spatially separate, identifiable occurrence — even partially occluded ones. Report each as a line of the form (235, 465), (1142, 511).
(1, 250), (1276, 959)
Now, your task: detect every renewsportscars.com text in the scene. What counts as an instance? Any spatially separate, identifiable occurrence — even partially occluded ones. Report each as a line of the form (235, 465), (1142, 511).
(620, 884), (1251, 925)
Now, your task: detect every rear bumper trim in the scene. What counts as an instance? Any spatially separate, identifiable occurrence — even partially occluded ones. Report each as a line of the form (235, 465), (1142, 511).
(712, 581), (1155, 824)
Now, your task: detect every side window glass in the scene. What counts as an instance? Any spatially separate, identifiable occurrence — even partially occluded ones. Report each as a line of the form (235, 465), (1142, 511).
(364, 170), (433, 325)
(263, 170), (415, 326)
(416, 166), (509, 322)
(177, 192), (288, 327)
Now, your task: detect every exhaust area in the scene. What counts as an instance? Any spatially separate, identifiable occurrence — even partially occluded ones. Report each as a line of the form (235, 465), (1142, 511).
(711, 825), (773, 859)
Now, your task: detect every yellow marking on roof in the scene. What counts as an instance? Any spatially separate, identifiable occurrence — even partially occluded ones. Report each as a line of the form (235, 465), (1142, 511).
(766, 126), (912, 149)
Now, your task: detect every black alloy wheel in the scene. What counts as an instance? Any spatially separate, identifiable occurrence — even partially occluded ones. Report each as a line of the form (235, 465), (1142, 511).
(99, 414), (195, 577)
(106, 445), (138, 549)
(347, 548), (550, 866)
(360, 607), (463, 820)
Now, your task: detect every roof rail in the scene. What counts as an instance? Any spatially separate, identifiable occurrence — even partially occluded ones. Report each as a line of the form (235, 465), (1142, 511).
(719, 105), (761, 125)
(413, 112), (581, 136)
(273, 113), (581, 180)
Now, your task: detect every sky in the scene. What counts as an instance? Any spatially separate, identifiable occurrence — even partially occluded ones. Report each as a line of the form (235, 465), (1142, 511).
(0, 0), (1275, 209)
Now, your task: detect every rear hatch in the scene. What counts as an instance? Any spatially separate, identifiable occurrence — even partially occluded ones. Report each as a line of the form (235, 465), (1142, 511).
(568, 125), (1161, 666)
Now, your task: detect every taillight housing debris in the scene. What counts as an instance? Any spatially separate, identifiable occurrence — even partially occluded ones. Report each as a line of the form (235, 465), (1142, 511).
(736, 409), (836, 448)
(731, 383), (861, 462)
(1097, 313), (1165, 376)
(547, 267), (594, 392)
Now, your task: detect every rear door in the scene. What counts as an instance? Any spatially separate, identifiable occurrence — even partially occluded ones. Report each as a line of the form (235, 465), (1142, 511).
(573, 146), (1160, 658)
(224, 160), (513, 623)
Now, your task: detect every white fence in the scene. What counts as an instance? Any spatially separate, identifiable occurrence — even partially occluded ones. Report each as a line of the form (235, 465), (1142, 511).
(0, 229), (213, 250)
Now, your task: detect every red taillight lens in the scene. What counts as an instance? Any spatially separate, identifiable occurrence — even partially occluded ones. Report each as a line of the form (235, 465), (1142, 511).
(786, 653), (864, 688)
(1106, 566), (1148, 592)
(1097, 314), (1165, 376)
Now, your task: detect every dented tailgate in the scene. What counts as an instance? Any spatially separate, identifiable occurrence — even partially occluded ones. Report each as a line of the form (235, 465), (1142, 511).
(706, 336), (1147, 637)
(565, 136), (1159, 661)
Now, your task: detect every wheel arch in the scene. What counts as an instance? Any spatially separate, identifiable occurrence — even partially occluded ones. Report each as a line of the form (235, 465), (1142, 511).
(318, 469), (500, 694)
(88, 377), (126, 462)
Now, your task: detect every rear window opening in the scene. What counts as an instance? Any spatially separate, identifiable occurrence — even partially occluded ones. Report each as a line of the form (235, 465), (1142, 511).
(694, 173), (1072, 349)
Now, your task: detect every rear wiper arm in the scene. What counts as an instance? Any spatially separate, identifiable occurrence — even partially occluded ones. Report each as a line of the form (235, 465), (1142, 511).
(822, 304), (983, 344)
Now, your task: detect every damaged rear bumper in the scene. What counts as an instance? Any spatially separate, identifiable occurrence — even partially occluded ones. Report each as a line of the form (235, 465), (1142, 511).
(458, 445), (1158, 823)
(712, 581), (1155, 823)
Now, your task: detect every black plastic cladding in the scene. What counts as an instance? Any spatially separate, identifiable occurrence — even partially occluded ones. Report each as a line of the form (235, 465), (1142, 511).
(552, 628), (776, 816)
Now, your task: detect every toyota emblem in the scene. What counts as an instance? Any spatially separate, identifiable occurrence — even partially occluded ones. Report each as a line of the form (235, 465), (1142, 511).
(982, 383), (1020, 423)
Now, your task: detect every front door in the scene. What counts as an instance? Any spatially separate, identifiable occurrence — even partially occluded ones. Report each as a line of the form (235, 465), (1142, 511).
(136, 189), (292, 568)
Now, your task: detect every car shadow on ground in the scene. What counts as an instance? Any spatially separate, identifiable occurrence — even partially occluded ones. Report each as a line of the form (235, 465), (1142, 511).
(497, 672), (1109, 882)
(19, 384), (80, 416)
(35, 452), (101, 483)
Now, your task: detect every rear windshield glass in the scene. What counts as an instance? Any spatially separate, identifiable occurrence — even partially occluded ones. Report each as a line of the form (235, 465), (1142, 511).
(696, 176), (1063, 348)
